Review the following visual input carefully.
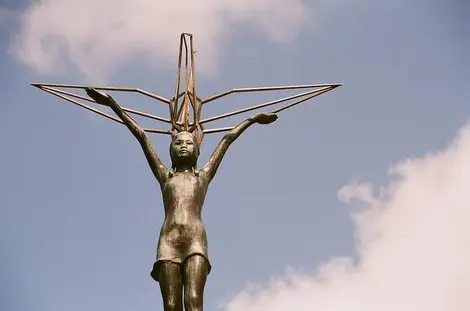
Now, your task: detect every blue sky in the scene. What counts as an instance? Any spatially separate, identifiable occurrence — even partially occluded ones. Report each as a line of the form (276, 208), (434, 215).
(1, 1), (470, 311)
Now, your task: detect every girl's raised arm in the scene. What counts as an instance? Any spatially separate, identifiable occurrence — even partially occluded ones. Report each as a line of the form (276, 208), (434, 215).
(86, 87), (169, 185)
(201, 112), (277, 182)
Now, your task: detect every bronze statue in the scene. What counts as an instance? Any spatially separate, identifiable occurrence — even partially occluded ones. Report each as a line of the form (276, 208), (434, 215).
(32, 33), (341, 311)
(86, 87), (277, 311)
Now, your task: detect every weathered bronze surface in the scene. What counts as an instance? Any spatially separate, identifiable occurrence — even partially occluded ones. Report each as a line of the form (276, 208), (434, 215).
(87, 88), (277, 311)
(32, 33), (341, 311)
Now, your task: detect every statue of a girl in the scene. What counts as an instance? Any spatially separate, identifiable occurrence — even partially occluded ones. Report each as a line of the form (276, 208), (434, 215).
(86, 87), (277, 311)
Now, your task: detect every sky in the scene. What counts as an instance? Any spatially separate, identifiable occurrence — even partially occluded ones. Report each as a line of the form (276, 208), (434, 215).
(1, 0), (470, 311)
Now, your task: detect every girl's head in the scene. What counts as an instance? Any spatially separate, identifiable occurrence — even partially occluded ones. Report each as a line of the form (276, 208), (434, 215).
(169, 131), (200, 170)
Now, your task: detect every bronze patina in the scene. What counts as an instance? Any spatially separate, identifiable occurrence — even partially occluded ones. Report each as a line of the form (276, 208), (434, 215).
(32, 33), (341, 311)
(88, 88), (277, 310)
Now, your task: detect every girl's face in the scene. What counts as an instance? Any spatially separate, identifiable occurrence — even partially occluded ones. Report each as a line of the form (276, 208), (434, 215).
(170, 131), (199, 166)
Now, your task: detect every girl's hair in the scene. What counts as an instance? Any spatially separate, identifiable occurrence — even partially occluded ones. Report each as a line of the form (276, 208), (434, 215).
(169, 131), (200, 177)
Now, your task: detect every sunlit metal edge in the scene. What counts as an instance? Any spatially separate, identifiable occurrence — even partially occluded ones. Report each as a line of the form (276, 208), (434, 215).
(199, 85), (334, 125)
(200, 85), (340, 135)
(202, 83), (342, 104)
(203, 127), (234, 134)
(37, 85), (172, 124)
(271, 86), (335, 114)
(30, 83), (171, 104)
(37, 85), (124, 124)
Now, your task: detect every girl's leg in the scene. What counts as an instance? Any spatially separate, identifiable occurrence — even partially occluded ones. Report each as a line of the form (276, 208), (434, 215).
(159, 262), (184, 311)
(183, 255), (209, 311)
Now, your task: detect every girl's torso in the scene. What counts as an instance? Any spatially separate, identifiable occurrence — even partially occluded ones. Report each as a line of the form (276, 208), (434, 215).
(160, 171), (208, 235)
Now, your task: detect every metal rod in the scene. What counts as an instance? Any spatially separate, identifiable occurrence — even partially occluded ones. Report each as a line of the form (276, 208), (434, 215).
(40, 86), (172, 124)
(31, 83), (171, 104)
(144, 128), (172, 134)
(190, 35), (201, 134)
(39, 86), (96, 104)
(202, 83), (343, 104)
(183, 35), (190, 131)
(201, 87), (338, 135)
(31, 34), (343, 145)
(199, 121), (206, 142)
(271, 86), (335, 114)
(137, 89), (171, 104)
(199, 86), (332, 124)
(176, 96), (186, 123)
(183, 35), (189, 56)
(37, 86), (124, 124)
(172, 34), (185, 123)
(171, 91), (202, 103)
(188, 91), (197, 123)
(203, 127), (234, 134)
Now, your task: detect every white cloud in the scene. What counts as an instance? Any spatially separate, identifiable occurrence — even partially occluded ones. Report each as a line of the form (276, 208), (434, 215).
(10, 0), (315, 81)
(224, 124), (470, 311)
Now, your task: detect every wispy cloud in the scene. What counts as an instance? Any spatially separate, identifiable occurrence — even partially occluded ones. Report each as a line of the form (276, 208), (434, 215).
(10, 0), (316, 82)
(224, 123), (470, 311)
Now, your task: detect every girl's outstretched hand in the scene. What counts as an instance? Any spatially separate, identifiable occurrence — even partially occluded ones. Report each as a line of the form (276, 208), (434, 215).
(253, 112), (278, 125)
(85, 87), (112, 104)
